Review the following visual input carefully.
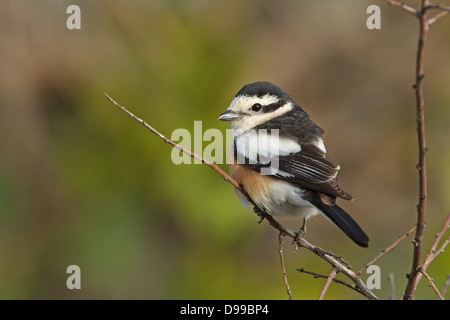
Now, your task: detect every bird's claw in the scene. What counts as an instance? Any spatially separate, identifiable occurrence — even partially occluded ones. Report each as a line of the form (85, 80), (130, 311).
(253, 207), (266, 223)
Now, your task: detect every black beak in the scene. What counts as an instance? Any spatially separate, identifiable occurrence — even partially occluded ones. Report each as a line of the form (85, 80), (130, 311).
(218, 110), (241, 121)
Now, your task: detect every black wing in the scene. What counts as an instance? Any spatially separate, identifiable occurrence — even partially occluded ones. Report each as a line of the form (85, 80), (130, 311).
(276, 144), (353, 200)
(235, 141), (353, 200)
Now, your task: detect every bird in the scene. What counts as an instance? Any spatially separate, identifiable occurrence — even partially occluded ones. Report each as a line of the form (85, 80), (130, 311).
(218, 81), (369, 247)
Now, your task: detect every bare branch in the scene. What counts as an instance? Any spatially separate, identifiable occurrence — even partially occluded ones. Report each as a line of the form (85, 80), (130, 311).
(260, 212), (377, 299)
(428, 10), (449, 25)
(388, 271), (396, 300)
(358, 224), (417, 274)
(404, 213), (450, 298)
(425, 3), (450, 12)
(104, 93), (241, 190)
(423, 212), (450, 268)
(402, 0), (430, 300)
(385, 0), (449, 300)
(384, 0), (420, 17)
(422, 213), (450, 269)
(433, 236), (450, 259)
(440, 274), (450, 298)
(295, 235), (378, 300)
(418, 268), (445, 300)
(318, 268), (338, 300)
(297, 268), (361, 294)
(278, 232), (293, 300)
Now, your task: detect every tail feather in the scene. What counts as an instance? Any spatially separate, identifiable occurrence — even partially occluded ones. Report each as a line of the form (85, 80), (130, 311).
(309, 192), (369, 247)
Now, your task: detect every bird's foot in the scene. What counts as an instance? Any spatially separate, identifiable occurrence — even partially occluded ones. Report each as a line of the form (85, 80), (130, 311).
(253, 207), (266, 223)
(293, 219), (307, 251)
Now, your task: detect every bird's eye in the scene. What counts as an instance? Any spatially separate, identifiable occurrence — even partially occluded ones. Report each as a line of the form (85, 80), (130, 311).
(251, 103), (262, 112)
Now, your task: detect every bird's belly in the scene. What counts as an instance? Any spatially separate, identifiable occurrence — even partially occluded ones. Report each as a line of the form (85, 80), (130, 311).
(230, 162), (318, 220)
(271, 201), (319, 220)
(263, 179), (318, 219)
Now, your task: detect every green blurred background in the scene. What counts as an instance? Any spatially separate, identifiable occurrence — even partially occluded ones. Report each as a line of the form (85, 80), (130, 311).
(0, 0), (449, 300)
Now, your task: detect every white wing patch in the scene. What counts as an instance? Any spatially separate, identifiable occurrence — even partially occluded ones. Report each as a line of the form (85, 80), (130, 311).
(234, 129), (301, 164)
(314, 138), (327, 153)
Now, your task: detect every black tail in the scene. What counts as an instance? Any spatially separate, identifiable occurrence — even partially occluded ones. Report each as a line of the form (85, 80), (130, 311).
(309, 192), (369, 247)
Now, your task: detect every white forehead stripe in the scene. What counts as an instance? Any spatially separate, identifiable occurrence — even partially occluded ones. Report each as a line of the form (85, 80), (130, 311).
(228, 94), (280, 111)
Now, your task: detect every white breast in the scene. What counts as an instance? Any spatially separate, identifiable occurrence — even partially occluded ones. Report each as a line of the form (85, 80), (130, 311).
(260, 179), (319, 219)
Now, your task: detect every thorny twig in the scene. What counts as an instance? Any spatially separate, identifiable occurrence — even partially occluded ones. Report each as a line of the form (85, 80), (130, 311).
(357, 224), (417, 274)
(318, 268), (338, 300)
(418, 268), (445, 300)
(278, 232), (293, 300)
(297, 268), (360, 294)
(383, 0), (450, 299)
(408, 212), (450, 299)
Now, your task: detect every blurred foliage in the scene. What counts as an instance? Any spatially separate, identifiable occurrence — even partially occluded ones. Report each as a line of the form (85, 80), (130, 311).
(0, 0), (449, 299)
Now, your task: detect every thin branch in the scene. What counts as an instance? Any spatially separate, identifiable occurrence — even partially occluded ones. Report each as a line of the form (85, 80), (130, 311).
(262, 211), (377, 299)
(388, 271), (395, 300)
(403, 213), (450, 299)
(105, 92), (378, 300)
(418, 268), (445, 300)
(384, 0), (420, 17)
(294, 234), (378, 300)
(278, 232), (292, 300)
(440, 274), (450, 298)
(385, 0), (450, 300)
(433, 236), (450, 259)
(427, 10), (449, 25)
(424, 3), (450, 12)
(422, 212), (450, 269)
(401, 0), (430, 300)
(297, 268), (361, 294)
(261, 210), (378, 299)
(104, 93), (241, 190)
(358, 224), (417, 274)
(318, 268), (338, 300)
(404, 213), (450, 298)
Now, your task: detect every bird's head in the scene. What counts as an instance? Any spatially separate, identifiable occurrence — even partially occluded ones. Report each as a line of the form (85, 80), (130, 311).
(218, 81), (295, 134)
